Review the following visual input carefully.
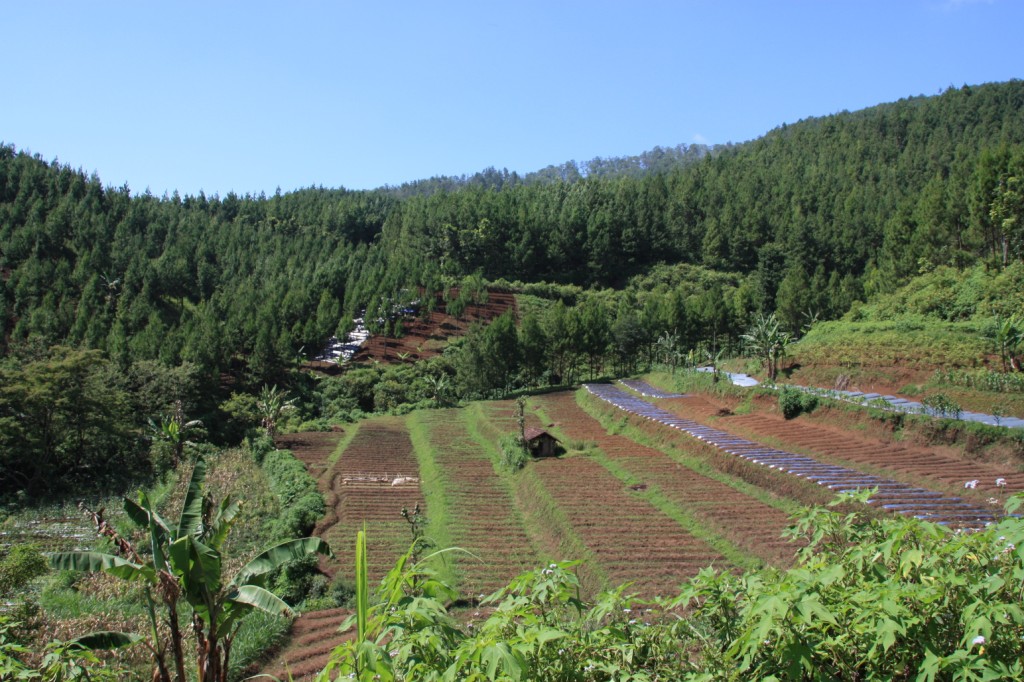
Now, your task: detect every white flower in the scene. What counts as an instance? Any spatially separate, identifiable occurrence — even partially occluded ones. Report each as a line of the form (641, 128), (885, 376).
(996, 478), (1007, 488)
(549, 563), (558, 569)
(965, 480), (979, 489)
(972, 635), (986, 646)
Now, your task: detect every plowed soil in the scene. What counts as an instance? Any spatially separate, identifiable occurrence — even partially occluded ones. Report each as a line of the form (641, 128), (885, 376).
(320, 417), (425, 581)
(535, 392), (799, 566)
(260, 419), (423, 681)
(418, 410), (539, 596)
(260, 431), (347, 682)
(478, 396), (729, 598)
(660, 394), (1024, 502)
(352, 289), (517, 364)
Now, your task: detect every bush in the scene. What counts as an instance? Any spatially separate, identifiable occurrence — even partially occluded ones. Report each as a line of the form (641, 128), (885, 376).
(779, 386), (804, 419)
(262, 449), (325, 538)
(499, 434), (530, 471)
(922, 393), (963, 419)
(248, 434), (277, 465)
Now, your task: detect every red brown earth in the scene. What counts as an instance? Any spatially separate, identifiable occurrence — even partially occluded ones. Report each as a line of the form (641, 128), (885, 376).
(480, 398), (731, 598)
(654, 393), (1024, 504)
(351, 288), (518, 365)
(416, 409), (540, 598)
(535, 392), (799, 567)
(261, 419), (424, 681)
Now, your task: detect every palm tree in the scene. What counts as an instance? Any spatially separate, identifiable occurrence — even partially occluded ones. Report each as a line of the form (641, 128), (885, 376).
(49, 457), (331, 682)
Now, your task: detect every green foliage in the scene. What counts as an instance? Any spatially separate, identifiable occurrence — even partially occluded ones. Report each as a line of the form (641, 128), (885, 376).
(261, 448), (325, 538)
(46, 456), (331, 682)
(323, 494), (1024, 681)
(741, 312), (791, 381)
(782, 385), (806, 417)
(0, 616), (133, 681)
(0, 544), (49, 598)
(933, 368), (1024, 394)
(922, 392), (963, 419)
(498, 434), (530, 471)
(0, 348), (143, 497)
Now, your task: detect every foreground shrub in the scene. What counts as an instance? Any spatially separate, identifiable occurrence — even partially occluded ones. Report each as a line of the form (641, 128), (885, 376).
(321, 492), (1024, 681)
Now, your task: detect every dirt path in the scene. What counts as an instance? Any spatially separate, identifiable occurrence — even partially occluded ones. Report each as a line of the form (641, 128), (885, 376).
(261, 421), (424, 681)
(259, 431), (347, 682)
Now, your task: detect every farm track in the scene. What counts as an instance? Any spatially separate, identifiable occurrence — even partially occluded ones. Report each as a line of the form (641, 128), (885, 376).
(419, 410), (539, 596)
(669, 394), (1024, 497)
(261, 431), (349, 682)
(262, 419), (423, 682)
(537, 392), (798, 566)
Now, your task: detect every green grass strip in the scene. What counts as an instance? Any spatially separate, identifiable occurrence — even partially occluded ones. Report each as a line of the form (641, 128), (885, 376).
(575, 388), (810, 517)
(529, 400), (763, 572)
(405, 410), (459, 586)
(327, 421), (361, 468)
(462, 401), (607, 589)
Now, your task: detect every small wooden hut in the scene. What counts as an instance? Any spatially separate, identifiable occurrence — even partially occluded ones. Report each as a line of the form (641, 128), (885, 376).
(523, 427), (560, 457)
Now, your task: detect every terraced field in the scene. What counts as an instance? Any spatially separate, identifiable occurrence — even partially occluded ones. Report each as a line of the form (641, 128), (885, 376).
(596, 382), (1009, 528)
(321, 417), (425, 581)
(261, 418), (421, 681)
(535, 391), (798, 565)
(469, 398), (727, 598)
(414, 409), (539, 596)
(664, 393), (1024, 500)
(263, 378), (1024, 678)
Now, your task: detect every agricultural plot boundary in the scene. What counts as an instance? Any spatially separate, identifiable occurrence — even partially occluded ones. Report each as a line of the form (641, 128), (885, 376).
(694, 368), (1024, 429)
(587, 382), (997, 529)
(535, 391), (798, 567)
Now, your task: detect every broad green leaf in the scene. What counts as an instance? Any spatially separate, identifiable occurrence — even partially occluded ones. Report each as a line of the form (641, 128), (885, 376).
(123, 493), (170, 536)
(68, 630), (142, 650)
(168, 536), (221, 602)
(230, 584), (292, 617)
(482, 642), (525, 681)
(47, 551), (154, 583)
(232, 537), (331, 588)
(208, 496), (240, 550)
(176, 456), (208, 538)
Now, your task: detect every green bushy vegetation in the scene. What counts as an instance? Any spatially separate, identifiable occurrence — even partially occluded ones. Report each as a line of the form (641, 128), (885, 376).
(322, 492), (1024, 681)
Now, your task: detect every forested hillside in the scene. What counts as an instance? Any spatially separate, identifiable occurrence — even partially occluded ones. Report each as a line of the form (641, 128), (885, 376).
(2, 80), (1024, 495)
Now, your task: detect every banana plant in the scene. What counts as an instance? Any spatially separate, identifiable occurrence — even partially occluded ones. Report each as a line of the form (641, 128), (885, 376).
(49, 457), (331, 682)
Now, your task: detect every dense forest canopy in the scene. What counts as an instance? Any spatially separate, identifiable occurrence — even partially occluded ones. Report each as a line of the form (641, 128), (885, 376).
(2, 80), (1024, 494)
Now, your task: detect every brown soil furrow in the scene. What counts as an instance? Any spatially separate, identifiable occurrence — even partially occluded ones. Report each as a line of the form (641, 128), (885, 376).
(420, 410), (539, 596)
(528, 453), (726, 598)
(352, 289), (517, 365)
(257, 434), (348, 682)
(323, 418), (425, 582)
(669, 395), (1024, 496)
(536, 392), (797, 566)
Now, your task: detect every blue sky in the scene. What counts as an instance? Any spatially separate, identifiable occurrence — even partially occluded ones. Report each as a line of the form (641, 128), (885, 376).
(2, 1), (1020, 197)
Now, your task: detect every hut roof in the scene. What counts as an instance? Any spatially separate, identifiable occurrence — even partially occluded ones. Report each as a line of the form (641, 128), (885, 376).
(523, 427), (558, 442)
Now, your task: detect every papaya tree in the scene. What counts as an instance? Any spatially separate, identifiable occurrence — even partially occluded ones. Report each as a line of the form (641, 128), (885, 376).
(49, 457), (331, 682)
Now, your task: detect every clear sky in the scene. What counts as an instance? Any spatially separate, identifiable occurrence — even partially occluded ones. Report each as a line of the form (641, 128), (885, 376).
(2, 0), (1021, 197)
